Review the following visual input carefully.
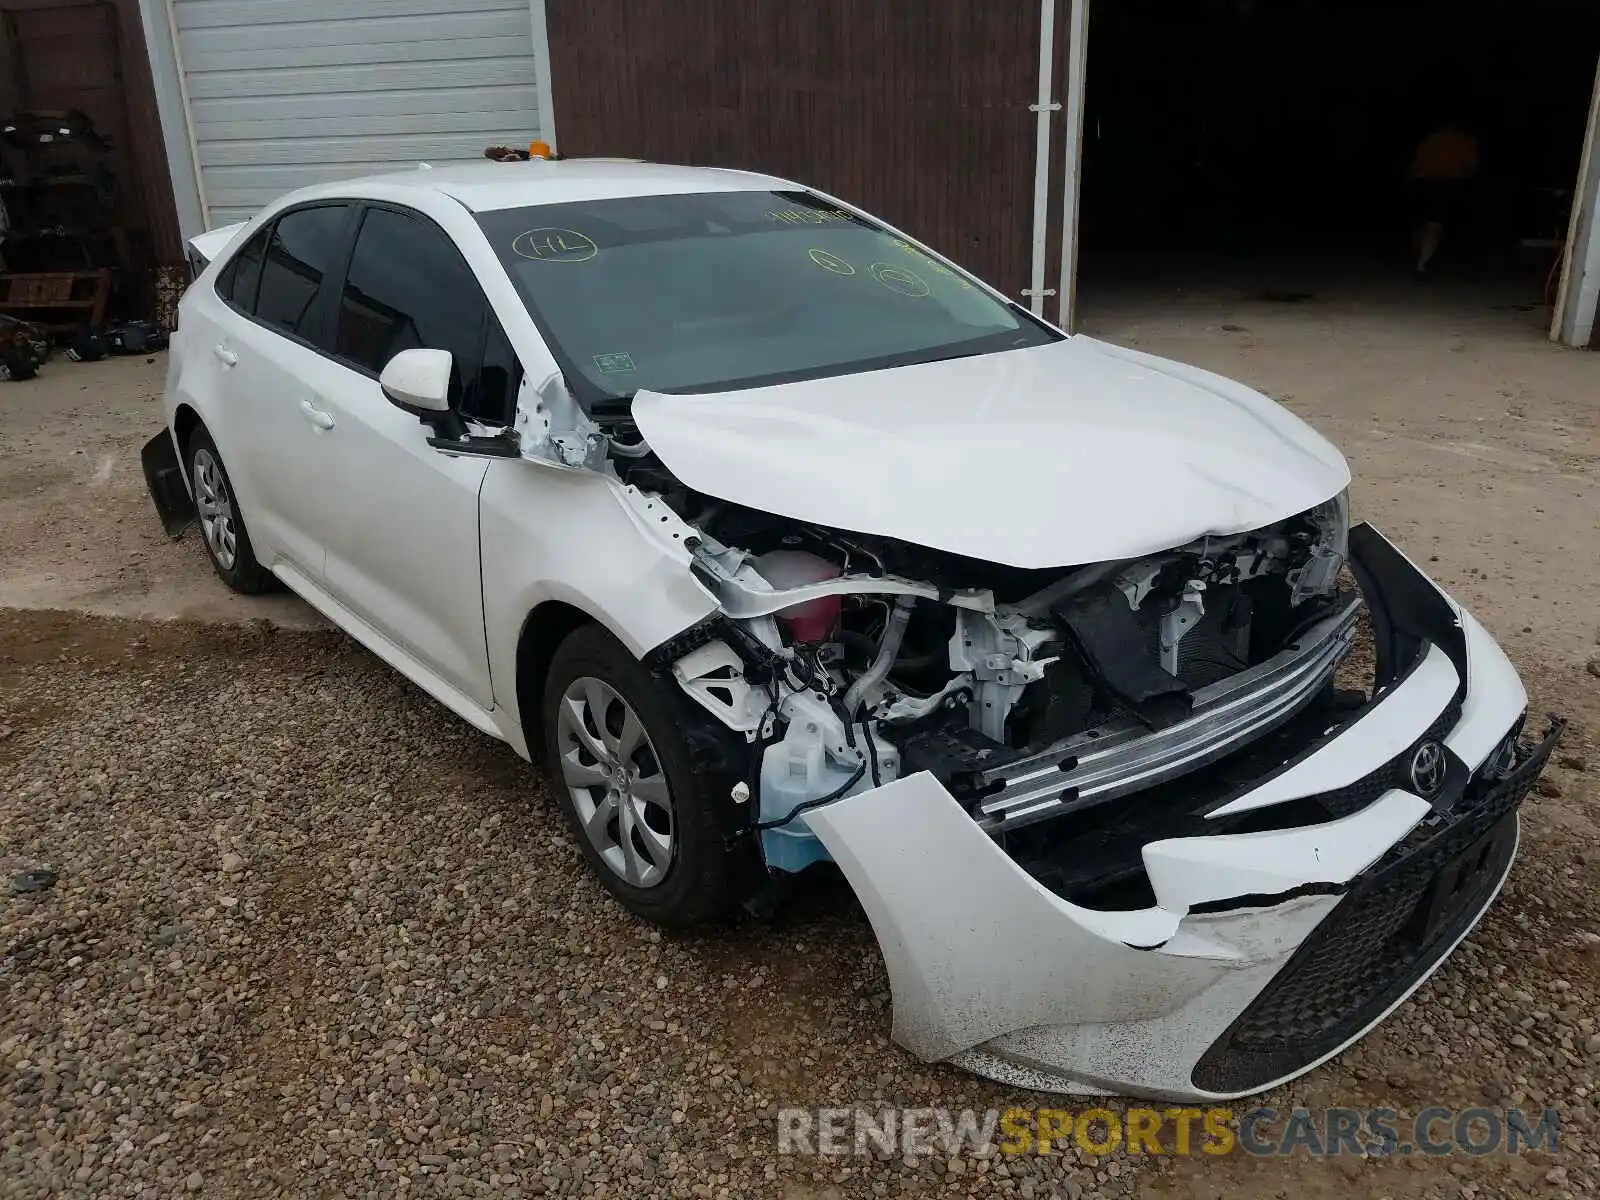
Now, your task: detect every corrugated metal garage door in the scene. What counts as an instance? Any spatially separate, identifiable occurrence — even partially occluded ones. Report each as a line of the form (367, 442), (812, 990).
(171, 0), (546, 226)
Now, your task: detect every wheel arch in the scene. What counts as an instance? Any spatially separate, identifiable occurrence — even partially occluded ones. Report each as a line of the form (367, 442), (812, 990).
(173, 402), (205, 461)
(513, 598), (766, 918)
(514, 599), (603, 764)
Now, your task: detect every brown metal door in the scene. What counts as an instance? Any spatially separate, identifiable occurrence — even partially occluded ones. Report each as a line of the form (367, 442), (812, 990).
(547, 0), (1038, 296)
(0, 0), (183, 267)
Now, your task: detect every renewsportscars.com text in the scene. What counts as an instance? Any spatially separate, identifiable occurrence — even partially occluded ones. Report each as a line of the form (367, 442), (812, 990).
(776, 1105), (1560, 1158)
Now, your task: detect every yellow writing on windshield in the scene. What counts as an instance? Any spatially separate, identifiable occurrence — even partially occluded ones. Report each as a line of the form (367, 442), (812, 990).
(807, 248), (857, 275)
(769, 208), (852, 225)
(890, 238), (971, 288)
(511, 228), (598, 262)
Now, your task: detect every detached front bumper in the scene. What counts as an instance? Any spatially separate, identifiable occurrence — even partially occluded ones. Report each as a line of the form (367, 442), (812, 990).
(805, 523), (1561, 1100)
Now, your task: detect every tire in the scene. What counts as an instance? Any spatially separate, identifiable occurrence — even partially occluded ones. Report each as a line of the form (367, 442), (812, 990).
(541, 624), (732, 927)
(184, 426), (276, 594)
(1, 349), (36, 382)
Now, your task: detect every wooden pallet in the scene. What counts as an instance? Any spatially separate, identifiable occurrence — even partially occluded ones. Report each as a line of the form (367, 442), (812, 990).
(0, 269), (112, 333)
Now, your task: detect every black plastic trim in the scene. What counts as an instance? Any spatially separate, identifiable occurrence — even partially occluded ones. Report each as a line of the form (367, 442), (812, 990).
(1191, 718), (1562, 1095)
(141, 430), (194, 537)
(1348, 522), (1467, 692)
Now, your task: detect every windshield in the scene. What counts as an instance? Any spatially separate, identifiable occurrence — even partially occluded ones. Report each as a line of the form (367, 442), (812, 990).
(476, 190), (1058, 403)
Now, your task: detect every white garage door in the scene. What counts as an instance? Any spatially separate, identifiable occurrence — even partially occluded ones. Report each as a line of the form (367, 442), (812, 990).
(171, 0), (549, 226)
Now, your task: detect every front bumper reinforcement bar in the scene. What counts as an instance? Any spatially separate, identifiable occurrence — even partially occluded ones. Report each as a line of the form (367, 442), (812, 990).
(976, 597), (1363, 832)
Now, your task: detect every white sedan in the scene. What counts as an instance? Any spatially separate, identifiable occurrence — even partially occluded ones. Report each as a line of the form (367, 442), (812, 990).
(143, 160), (1560, 1100)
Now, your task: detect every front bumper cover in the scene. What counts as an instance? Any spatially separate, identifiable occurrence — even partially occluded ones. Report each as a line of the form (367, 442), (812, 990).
(804, 523), (1561, 1100)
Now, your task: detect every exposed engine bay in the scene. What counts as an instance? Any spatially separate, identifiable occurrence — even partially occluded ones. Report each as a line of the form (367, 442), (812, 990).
(617, 449), (1358, 893)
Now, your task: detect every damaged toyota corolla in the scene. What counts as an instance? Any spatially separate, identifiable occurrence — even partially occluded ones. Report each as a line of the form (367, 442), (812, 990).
(143, 160), (1561, 1101)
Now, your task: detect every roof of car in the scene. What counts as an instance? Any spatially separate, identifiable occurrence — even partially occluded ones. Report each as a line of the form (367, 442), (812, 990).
(332, 159), (800, 213)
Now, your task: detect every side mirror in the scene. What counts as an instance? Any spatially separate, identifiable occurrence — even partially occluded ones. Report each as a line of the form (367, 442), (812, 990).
(379, 346), (516, 457)
(380, 348), (453, 417)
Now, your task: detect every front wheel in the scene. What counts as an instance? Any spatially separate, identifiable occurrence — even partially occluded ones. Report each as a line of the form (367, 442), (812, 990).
(541, 624), (733, 927)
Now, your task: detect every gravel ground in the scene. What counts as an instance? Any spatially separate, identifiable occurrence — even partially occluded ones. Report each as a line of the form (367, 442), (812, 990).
(2, 605), (1596, 1200)
(0, 611), (1152, 1199)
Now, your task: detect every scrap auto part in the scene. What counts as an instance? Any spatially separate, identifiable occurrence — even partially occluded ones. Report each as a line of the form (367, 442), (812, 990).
(635, 475), (1366, 889)
(949, 607), (1058, 743)
(843, 597), (914, 719)
(141, 430), (196, 537)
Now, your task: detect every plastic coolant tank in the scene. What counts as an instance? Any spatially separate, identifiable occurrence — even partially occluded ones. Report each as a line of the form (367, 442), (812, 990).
(753, 549), (842, 643)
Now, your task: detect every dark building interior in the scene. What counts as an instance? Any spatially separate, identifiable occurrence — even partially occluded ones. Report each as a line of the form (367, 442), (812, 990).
(0, 0), (183, 336)
(1080, 0), (1600, 303)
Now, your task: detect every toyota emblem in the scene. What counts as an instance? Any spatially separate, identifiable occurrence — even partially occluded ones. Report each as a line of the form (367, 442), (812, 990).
(1409, 740), (1447, 798)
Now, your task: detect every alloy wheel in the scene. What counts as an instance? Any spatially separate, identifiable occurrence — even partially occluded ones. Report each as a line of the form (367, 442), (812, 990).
(556, 676), (676, 888)
(192, 448), (238, 570)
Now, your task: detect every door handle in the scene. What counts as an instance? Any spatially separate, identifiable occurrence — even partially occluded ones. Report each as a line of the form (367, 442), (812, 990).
(299, 399), (336, 431)
(212, 345), (238, 367)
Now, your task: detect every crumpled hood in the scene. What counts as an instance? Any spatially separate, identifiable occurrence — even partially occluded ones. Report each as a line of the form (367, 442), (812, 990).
(631, 336), (1351, 569)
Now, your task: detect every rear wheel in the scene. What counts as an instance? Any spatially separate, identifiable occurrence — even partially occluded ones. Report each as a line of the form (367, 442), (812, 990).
(185, 426), (275, 594)
(541, 624), (732, 927)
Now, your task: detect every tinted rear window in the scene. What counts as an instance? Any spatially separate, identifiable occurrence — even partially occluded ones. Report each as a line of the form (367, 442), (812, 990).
(255, 205), (350, 342)
(218, 229), (268, 311)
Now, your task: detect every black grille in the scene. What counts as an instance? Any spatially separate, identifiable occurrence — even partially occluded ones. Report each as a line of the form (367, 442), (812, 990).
(1191, 720), (1561, 1095)
(1312, 700), (1463, 821)
(1014, 691), (1461, 908)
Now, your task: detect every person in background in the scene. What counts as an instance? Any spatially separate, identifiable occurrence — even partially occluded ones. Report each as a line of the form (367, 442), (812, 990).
(1408, 121), (1480, 277)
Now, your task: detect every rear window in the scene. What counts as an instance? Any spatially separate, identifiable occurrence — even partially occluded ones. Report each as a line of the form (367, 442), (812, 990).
(254, 205), (350, 342)
(217, 229), (268, 311)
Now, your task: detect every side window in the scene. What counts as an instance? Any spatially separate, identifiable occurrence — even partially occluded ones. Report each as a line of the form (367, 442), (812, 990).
(336, 207), (519, 422)
(255, 205), (350, 342)
(217, 228), (269, 312)
(474, 320), (522, 426)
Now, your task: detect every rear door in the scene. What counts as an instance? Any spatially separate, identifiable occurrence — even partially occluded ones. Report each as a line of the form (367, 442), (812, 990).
(314, 204), (520, 709)
(210, 203), (357, 577)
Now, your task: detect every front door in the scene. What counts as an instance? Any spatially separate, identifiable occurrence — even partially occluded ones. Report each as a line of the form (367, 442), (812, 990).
(314, 204), (519, 710)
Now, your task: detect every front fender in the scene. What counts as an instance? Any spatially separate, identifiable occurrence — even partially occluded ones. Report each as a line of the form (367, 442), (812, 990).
(479, 461), (720, 751)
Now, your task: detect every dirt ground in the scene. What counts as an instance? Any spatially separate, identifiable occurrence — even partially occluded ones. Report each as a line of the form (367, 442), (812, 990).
(1, 280), (1596, 1199)
(0, 354), (318, 630)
